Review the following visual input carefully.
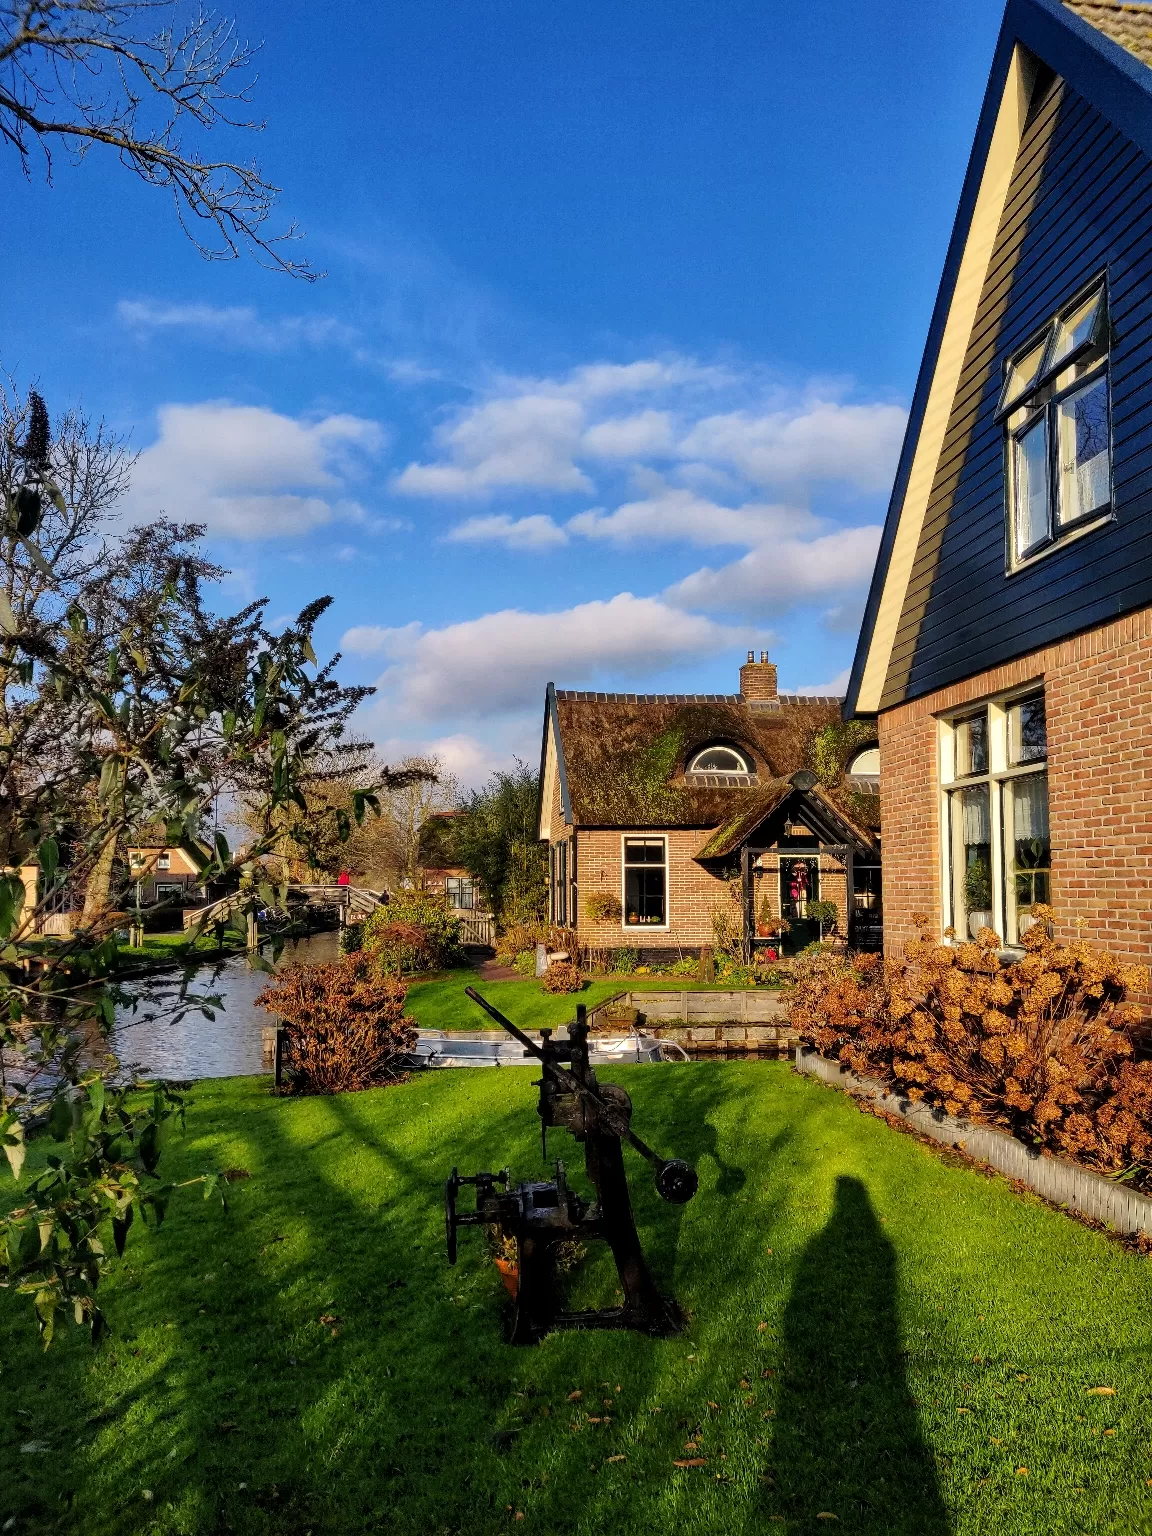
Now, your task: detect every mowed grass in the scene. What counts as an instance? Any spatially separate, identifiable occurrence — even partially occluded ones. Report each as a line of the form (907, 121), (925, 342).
(2, 1063), (1152, 1536)
(405, 968), (779, 1032)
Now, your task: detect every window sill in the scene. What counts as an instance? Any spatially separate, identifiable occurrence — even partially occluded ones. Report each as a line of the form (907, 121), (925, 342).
(1006, 509), (1113, 576)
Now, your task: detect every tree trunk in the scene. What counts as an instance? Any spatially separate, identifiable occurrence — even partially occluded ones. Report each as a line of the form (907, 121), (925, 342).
(81, 828), (119, 926)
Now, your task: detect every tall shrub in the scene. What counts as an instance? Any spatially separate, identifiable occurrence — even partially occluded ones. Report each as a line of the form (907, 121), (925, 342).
(257, 953), (416, 1093)
(364, 890), (464, 973)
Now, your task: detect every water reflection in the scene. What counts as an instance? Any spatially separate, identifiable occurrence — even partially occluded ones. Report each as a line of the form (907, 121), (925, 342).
(111, 931), (340, 1081)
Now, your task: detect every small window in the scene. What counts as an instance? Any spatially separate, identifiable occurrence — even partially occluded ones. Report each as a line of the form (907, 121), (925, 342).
(1007, 694), (1047, 766)
(999, 279), (1111, 567)
(845, 746), (880, 786)
(954, 713), (988, 777)
(445, 876), (476, 911)
(154, 882), (184, 904)
(156, 853), (171, 870)
(687, 745), (751, 774)
(623, 837), (666, 927)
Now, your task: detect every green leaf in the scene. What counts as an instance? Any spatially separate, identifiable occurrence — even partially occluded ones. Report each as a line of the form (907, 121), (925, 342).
(301, 636), (317, 665)
(7, 1217), (40, 1269)
(222, 709), (236, 739)
(1, 1117), (25, 1181)
(247, 952), (276, 975)
(138, 1122), (161, 1175)
(48, 1093), (73, 1142)
(0, 590), (18, 636)
(38, 836), (58, 881)
(214, 832), (230, 870)
(17, 533), (54, 579)
(112, 1206), (133, 1257)
(86, 1077), (105, 1121)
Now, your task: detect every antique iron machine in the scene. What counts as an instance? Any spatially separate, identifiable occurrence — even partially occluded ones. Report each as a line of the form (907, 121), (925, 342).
(444, 988), (698, 1344)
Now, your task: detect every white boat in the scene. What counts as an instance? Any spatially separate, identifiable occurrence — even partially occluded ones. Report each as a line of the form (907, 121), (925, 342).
(409, 1026), (681, 1069)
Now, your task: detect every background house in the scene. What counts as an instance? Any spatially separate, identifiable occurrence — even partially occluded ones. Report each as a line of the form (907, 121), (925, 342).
(416, 810), (483, 910)
(539, 652), (881, 959)
(845, 0), (1152, 975)
(126, 837), (212, 921)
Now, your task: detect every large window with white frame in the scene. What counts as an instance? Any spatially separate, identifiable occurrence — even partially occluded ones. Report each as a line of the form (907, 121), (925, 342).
(940, 690), (1050, 946)
(998, 278), (1112, 568)
(623, 836), (667, 928)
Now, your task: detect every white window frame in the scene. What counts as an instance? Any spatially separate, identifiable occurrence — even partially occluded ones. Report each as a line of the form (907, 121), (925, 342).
(620, 834), (669, 932)
(938, 685), (1050, 947)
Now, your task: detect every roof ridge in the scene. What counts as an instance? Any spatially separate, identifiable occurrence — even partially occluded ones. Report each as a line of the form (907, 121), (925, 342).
(552, 690), (845, 704)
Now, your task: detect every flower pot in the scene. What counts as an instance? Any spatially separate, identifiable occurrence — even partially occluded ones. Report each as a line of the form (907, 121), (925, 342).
(968, 910), (994, 940)
(627, 914), (639, 925)
(494, 1257), (519, 1299)
(756, 924), (773, 938)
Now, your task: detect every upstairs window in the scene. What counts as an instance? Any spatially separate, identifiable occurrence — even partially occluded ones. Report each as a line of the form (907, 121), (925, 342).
(446, 875), (477, 911)
(998, 279), (1111, 567)
(687, 744), (751, 774)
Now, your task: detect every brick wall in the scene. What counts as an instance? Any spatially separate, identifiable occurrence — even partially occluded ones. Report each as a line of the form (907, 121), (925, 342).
(879, 606), (1152, 969)
(572, 828), (849, 953)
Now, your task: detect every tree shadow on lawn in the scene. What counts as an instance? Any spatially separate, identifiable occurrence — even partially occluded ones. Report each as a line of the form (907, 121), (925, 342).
(765, 1174), (950, 1534)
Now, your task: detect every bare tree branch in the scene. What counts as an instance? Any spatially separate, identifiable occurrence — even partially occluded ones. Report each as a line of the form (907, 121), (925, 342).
(1, 0), (317, 278)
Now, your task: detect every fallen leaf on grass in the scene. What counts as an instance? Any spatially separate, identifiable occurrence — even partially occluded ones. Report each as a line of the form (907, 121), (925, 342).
(1103, 1429), (1116, 1437)
(707, 1401), (720, 1411)
(567, 1390), (583, 1401)
(740, 1379), (751, 1389)
(605, 1455), (626, 1464)
(817, 1515), (838, 1521)
(957, 1408), (971, 1414)
(221, 1167), (250, 1182)
(1086, 1386), (1116, 1396)
(1016, 1467), (1029, 1476)
(757, 1322), (768, 1332)
(673, 1457), (708, 1468)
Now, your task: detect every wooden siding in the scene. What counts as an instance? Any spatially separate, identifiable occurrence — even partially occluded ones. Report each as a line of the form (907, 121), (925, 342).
(882, 76), (1152, 709)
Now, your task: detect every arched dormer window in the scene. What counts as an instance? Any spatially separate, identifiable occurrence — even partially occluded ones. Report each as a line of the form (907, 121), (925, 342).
(687, 744), (753, 775)
(846, 746), (880, 789)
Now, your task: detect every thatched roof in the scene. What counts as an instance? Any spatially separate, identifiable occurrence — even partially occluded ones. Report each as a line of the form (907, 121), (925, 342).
(547, 690), (878, 840)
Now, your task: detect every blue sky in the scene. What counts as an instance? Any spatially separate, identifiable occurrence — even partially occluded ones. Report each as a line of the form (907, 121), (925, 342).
(2, 0), (1006, 783)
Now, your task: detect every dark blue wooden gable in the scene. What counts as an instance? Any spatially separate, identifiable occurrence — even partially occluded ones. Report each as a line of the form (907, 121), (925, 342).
(846, 0), (1152, 717)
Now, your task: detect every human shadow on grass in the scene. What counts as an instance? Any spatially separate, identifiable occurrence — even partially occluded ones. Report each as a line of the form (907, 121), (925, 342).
(766, 1175), (950, 1534)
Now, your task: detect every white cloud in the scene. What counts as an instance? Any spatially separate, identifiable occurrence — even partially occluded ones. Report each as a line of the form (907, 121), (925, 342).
(678, 400), (906, 493)
(665, 525), (882, 616)
(345, 593), (749, 721)
(444, 513), (568, 550)
(394, 394), (590, 496)
(392, 360), (905, 520)
(118, 299), (357, 353)
(569, 487), (812, 548)
(783, 668), (851, 697)
(125, 402), (384, 539)
(581, 410), (675, 459)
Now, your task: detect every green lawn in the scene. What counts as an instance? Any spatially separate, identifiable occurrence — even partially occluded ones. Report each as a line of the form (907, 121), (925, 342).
(3, 1063), (1152, 1535)
(406, 968), (782, 1032)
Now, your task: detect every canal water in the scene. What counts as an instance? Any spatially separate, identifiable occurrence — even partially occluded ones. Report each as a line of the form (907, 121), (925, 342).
(110, 931), (341, 1081)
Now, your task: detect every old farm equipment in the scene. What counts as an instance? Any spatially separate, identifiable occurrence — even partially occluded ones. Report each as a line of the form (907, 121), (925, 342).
(444, 987), (698, 1344)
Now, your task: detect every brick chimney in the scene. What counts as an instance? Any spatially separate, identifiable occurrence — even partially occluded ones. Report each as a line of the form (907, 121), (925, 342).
(739, 649), (778, 701)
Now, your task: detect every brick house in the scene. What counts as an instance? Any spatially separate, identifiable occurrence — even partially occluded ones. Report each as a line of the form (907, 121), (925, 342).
(417, 810), (484, 911)
(126, 837), (212, 916)
(844, 0), (1152, 970)
(538, 653), (881, 959)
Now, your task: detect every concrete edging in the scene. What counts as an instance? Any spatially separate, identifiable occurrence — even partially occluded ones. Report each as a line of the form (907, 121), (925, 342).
(794, 1045), (1152, 1238)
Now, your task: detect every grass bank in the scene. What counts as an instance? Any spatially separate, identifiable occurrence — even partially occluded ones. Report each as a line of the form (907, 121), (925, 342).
(3, 1063), (1151, 1534)
(406, 968), (783, 1032)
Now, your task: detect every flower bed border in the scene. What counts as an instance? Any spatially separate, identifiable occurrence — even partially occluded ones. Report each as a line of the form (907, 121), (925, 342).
(794, 1046), (1152, 1238)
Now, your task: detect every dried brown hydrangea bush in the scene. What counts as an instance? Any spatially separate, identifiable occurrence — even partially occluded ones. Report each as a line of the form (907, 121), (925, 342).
(257, 952), (417, 1094)
(541, 959), (584, 994)
(789, 907), (1152, 1176)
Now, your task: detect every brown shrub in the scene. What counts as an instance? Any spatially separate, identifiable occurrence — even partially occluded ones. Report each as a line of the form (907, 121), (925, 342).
(257, 952), (417, 1094)
(494, 921), (579, 967)
(541, 959), (583, 994)
(789, 907), (1152, 1176)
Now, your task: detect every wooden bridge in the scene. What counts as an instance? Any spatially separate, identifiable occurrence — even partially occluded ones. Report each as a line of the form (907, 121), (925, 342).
(182, 883), (387, 932)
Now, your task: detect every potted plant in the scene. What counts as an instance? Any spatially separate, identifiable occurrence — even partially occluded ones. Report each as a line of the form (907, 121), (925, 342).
(627, 911), (639, 925)
(807, 899), (839, 941)
(964, 856), (994, 939)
